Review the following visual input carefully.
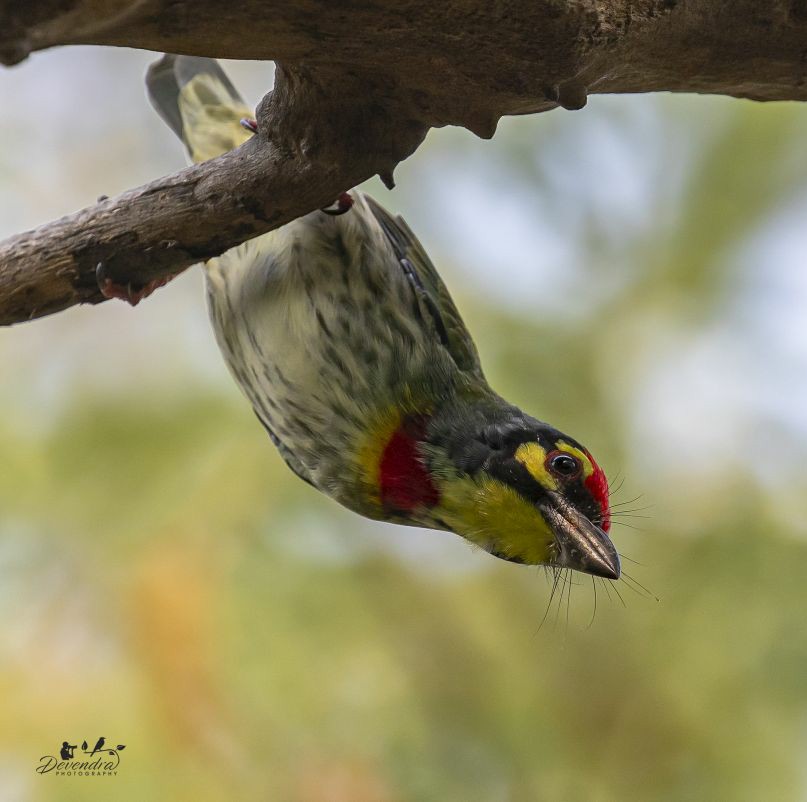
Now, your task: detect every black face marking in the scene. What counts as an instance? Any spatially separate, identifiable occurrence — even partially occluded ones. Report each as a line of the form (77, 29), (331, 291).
(558, 479), (603, 528)
(451, 439), (493, 474)
(446, 419), (601, 526)
(478, 421), (563, 453)
(489, 456), (549, 505)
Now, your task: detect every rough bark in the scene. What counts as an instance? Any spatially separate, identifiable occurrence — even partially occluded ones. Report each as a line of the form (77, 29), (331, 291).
(0, 64), (427, 324)
(1, 0), (806, 325)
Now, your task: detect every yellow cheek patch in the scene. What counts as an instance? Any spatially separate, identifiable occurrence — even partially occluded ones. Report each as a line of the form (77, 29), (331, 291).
(514, 442), (557, 491)
(437, 475), (555, 565)
(515, 440), (596, 488)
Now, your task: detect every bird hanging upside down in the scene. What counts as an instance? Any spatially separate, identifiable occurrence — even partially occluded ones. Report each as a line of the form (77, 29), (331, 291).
(140, 55), (620, 579)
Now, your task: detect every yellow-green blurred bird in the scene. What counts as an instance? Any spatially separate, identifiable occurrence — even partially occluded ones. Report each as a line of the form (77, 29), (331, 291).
(144, 55), (619, 578)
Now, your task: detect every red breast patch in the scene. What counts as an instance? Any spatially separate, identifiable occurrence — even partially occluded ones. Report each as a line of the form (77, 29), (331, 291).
(379, 416), (439, 512)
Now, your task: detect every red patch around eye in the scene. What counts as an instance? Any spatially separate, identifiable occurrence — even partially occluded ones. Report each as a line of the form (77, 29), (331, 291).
(583, 453), (611, 532)
(379, 416), (439, 512)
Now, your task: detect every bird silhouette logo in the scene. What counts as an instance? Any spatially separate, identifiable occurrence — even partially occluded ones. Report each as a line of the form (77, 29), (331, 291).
(36, 737), (127, 776)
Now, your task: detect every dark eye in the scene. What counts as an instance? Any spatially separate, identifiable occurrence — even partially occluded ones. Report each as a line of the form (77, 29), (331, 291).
(547, 452), (581, 478)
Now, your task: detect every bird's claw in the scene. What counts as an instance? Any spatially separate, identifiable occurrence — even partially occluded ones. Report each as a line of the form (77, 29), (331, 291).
(96, 262), (173, 307)
(240, 117), (258, 133)
(321, 192), (354, 216)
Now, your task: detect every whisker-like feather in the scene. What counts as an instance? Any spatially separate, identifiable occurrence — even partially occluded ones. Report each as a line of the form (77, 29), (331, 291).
(599, 576), (614, 605)
(565, 569), (573, 634)
(611, 521), (645, 532)
(621, 570), (659, 601)
(587, 576), (598, 629)
(611, 581), (627, 608)
(610, 494), (647, 509)
(536, 567), (563, 634)
(554, 570), (569, 631)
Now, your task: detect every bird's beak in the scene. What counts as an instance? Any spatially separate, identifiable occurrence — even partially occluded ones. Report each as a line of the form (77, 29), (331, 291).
(540, 494), (621, 580)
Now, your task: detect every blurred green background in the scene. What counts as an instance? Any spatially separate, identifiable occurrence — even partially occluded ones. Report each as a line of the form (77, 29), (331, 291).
(2, 48), (807, 802)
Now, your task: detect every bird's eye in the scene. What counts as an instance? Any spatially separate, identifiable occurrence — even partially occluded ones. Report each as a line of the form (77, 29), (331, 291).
(547, 452), (581, 478)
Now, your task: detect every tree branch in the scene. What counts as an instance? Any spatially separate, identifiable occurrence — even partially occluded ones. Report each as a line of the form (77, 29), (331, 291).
(0, 64), (428, 325)
(2, 0), (807, 324)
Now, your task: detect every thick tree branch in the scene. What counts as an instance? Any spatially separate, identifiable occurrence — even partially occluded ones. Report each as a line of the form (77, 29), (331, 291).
(1, 0), (807, 324)
(0, 65), (428, 324)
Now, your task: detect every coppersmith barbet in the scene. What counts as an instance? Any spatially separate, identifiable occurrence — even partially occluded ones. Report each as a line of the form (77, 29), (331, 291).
(142, 56), (620, 579)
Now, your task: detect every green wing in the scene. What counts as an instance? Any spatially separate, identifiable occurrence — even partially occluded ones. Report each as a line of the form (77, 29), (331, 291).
(363, 195), (485, 379)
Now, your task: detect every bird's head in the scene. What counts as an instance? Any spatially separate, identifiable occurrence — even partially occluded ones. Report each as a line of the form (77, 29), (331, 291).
(413, 417), (619, 578)
(367, 408), (619, 579)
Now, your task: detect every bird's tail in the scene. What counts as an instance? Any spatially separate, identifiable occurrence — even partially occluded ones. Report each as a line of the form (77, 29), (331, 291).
(146, 55), (254, 164)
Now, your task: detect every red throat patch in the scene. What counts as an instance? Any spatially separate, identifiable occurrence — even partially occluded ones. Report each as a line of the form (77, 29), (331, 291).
(583, 453), (611, 532)
(379, 416), (439, 512)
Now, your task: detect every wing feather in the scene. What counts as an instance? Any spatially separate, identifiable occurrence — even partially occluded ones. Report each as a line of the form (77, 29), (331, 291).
(363, 195), (485, 379)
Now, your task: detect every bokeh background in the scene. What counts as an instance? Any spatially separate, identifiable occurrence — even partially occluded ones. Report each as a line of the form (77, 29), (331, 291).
(2, 46), (807, 802)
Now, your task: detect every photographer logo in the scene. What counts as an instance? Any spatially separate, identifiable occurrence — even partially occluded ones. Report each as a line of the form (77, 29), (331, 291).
(36, 737), (126, 777)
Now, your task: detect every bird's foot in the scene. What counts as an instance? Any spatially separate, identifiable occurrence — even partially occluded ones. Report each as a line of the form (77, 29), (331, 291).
(321, 192), (354, 216)
(96, 262), (174, 307)
(240, 118), (258, 133)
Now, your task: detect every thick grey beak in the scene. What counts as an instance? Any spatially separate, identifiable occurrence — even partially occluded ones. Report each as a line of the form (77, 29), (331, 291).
(540, 496), (621, 580)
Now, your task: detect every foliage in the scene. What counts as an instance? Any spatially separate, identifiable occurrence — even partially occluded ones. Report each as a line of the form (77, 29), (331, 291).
(2, 51), (807, 800)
